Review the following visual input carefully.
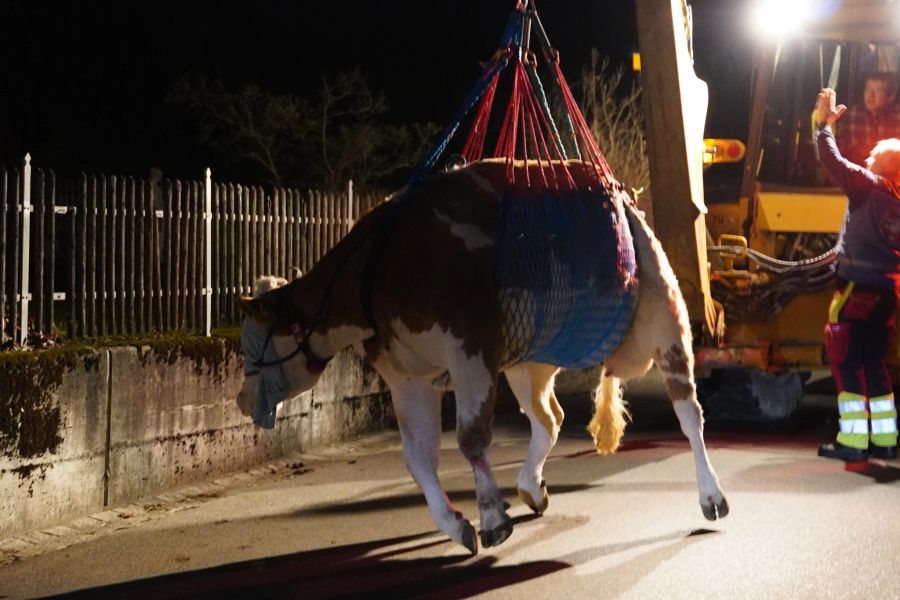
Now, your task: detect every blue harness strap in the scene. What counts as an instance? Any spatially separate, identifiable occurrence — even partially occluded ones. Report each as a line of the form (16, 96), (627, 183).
(407, 9), (525, 187)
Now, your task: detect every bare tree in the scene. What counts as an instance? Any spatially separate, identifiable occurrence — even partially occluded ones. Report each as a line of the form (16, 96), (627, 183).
(169, 76), (308, 187)
(168, 69), (438, 190)
(309, 69), (438, 190)
(580, 50), (649, 204)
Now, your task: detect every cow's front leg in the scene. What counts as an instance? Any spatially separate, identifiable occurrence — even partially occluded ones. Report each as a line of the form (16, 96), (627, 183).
(452, 358), (512, 548)
(504, 363), (563, 514)
(389, 377), (478, 554)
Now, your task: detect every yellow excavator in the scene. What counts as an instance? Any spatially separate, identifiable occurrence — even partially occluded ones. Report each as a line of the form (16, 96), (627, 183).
(635, 0), (900, 419)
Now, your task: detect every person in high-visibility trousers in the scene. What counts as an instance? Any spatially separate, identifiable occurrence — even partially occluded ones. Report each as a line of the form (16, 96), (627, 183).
(815, 88), (899, 461)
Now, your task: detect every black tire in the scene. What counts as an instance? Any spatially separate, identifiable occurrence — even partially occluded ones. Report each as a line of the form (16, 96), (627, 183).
(698, 368), (808, 421)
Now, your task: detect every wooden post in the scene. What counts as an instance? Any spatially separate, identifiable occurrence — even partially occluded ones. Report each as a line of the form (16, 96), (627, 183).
(18, 154), (32, 346)
(302, 192), (311, 273)
(46, 171), (56, 333)
(233, 184), (240, 316)
(256, 187), (265, 279)
(98, 175), (107, 336)
(143, 179), (153, 331)
(125, 178), (135, 334)
(263, 186), (267, 278)
(326, 191), (333, 254)
(110, 175), (119, 335)
(151, 180), (162, 331)
(204, 169), (212, 336)
(0, 168), (7, 341)
(284, 189), (293, 279)
(248, 187), (255, 284)
(172, 180), (182, 329)
(68, 177), (76, 339)
(213, 182), (222, 328)
(187, 181), (197, 329)
(33, 168), (45, 335)
(163, 180), (174, 331)
(86, 175), (96, 337)
(347, 179), (354, 232)
(272, 188), (281, 278)
(78, 173), (88, 338)
(240, 185), (249, 298)
(317, 191), (325, 262)
(116, 177), (126, 334)
(136, 178), (145, 333)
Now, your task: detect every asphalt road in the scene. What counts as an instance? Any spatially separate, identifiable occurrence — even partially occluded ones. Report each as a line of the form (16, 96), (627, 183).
(1, 380), (898, 599)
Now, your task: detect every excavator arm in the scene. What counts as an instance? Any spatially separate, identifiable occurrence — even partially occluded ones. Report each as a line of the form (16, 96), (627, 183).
(635, 0), (719, 338)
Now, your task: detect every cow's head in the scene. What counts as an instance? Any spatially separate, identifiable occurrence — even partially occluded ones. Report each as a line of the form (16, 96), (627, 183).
(236, 276), (327, 427)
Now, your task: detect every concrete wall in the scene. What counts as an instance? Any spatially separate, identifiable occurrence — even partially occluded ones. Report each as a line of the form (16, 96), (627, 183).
(0, 339), (390, 538)
(0, 350), (109, 539)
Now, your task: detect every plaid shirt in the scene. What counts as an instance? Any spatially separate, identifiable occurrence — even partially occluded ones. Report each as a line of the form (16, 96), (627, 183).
(835, 102), (900, 166)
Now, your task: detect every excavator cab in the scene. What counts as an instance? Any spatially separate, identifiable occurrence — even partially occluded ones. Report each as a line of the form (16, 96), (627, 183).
(637, 0), (900, 419)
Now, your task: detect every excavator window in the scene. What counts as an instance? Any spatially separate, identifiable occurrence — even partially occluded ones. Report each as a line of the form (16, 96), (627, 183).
(758, 40), (900, 187)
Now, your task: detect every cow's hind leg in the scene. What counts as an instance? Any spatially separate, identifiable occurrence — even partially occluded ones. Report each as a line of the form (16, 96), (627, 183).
(505, 362), (563, 514)
(389, 377), (478, 554)
(654, 342), (729, 520)
(452, 357), (512, 548)
(613, 204), (729, 520)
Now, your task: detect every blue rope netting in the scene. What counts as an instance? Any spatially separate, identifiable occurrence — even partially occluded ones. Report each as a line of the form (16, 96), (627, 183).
(496, 187), (638, 368)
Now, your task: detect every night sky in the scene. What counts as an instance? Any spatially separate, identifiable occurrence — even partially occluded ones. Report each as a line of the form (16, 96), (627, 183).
(0, 0), (752, 185)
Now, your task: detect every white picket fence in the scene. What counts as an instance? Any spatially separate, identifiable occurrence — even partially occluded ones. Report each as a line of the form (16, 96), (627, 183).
(1, 155), (382, 345)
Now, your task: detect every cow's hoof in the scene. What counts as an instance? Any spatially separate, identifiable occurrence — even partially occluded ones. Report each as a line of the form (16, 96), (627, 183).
(701, 496), (730, 521)
(461, 520), (478, 555)
(517, 480), (549, 514)
(480, 516), (513, 548)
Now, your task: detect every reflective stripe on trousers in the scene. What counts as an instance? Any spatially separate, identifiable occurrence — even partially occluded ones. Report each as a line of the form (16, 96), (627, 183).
(836, 391), (869, 449)
(868, 393), (898, 448)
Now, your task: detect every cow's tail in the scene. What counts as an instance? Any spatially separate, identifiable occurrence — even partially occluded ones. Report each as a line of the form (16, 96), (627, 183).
(587, 366), (629, 454)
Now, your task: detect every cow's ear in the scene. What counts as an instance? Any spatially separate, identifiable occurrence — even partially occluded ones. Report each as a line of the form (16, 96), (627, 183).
(237, 296), (271, 324)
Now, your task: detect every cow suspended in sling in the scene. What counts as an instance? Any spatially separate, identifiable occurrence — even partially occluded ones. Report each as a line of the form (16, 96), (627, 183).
(236, 158), (729, 555)
(237, 0), (728, 556)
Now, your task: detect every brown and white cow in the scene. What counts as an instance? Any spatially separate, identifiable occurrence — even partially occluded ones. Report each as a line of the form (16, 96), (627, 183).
(237, 159), (729, 555)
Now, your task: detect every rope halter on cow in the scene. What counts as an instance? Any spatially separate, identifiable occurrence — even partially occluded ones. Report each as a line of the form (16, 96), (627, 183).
(247, 321), (328, 375)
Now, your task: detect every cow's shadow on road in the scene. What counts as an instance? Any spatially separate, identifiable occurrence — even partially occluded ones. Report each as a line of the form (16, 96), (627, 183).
(48, 524), (719, 600)
(47, 522), (722, 600)
(47, 530), (569, 600)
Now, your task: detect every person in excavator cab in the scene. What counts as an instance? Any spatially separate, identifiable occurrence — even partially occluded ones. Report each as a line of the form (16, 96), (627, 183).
(835, 71), (900, 167)
(814, 87), (900, 461)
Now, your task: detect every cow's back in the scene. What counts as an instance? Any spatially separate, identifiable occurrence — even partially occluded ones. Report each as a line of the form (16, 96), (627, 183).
(371, 165), (506, 364)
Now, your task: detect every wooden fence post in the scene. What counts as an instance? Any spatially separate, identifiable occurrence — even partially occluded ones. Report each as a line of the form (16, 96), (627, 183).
(347, 179), (354, 232)
(18, 154), (32, 347)
(0, 168), (6, 342)
(204, 168), (212, 336)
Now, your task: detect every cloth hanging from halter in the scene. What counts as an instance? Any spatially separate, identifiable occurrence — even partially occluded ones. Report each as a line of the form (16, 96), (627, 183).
(497, 186), (638, 368)
(241, 317), (289, 429)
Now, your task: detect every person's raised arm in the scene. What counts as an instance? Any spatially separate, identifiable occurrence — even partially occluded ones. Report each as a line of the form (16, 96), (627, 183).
(814, 88), (882, 205)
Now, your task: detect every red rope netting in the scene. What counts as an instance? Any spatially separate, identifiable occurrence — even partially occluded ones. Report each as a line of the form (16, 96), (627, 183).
(459, 45), (619, 193)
